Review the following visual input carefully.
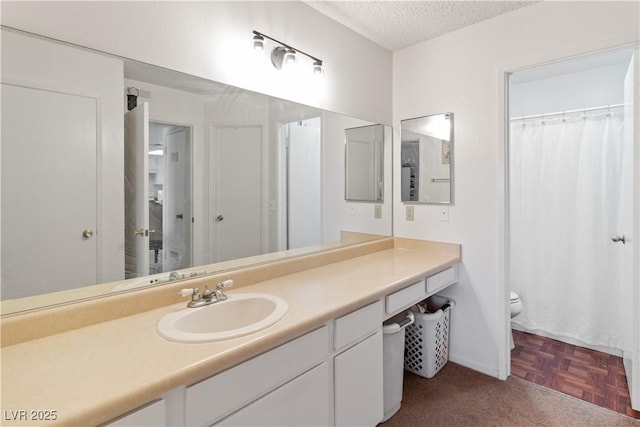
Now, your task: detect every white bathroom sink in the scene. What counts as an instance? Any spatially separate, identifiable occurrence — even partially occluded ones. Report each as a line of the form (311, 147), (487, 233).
(157, 293), (288, 343)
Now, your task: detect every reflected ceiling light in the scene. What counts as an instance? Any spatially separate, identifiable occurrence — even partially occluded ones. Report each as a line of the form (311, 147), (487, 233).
(283, 48), (297, 66)
(253, 30), (323, 74)
(313, 60), (324, 75)
(253, 33), (264, 51)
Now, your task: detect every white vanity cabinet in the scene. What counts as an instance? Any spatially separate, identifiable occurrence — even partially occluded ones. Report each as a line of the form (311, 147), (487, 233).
(106, 266), (456, 427)
(217, 362), (330, 426)
(186, 326), (329, 426)
(184, 301), (384, 427)
(333, 301), (384, 427)
(384, 266), (458, 318)
(106, 399), (165, 426)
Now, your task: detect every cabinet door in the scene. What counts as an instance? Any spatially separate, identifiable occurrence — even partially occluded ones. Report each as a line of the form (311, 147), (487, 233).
(334, 331), (383, 427)
(217, 362), (330, 426)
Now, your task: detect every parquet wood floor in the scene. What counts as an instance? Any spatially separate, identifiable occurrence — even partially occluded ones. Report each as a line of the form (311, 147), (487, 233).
(511, 329), (640, 419)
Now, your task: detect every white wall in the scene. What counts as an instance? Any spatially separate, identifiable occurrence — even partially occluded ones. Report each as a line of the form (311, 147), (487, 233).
(393, 1), (639, 378)
(0, 1), (392, 125)
(510, 57), (630, 117)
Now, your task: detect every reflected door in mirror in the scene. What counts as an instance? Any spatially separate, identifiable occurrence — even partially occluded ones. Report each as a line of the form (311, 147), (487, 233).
(345, 124), (384, 202)
(1, 84), (99, 299)
(212, 126), (263, 262)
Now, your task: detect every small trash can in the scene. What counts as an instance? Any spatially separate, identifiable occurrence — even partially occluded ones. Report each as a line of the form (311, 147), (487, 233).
(382, 310), (415, 422)
(404, 295), (453, 379)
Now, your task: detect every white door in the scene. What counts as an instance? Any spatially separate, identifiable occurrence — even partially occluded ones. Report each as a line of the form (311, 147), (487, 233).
(164, 126), (192, 270)
(288, 122), (322, 249)
(124, 102), (150, 278)
(1, 83), (98, 299)
(212, 126), (263, 262)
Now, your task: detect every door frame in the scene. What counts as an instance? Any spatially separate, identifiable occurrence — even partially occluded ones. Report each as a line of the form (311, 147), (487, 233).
(498, 42), (640, 392)
(208, 123), (269, 262)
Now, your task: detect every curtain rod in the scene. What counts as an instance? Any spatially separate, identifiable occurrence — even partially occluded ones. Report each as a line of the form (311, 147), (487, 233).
(510, 103), (626, 121)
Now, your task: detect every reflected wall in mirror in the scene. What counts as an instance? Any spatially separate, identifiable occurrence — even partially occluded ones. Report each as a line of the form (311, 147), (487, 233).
(0, 27), (392, 316)
(345, 124), (384, 202)
(400, 113), (454, 204)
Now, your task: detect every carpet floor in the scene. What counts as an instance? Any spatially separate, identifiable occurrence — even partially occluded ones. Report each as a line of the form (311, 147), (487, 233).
(379, 362), (640, 427)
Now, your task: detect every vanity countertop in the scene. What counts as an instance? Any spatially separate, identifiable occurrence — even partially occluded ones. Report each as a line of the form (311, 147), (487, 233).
(0, 238), (460, 426)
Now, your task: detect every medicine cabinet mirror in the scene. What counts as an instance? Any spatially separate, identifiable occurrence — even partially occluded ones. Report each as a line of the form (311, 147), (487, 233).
(345, 124), (384, 202)
(400, 113), (454, 204)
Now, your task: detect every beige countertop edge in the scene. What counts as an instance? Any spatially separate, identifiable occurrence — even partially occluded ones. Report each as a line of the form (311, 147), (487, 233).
(1, 237), (395, 347)
(1, 241), (460, 426)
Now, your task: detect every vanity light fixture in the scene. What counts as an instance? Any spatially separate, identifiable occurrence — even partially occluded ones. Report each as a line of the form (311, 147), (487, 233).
(252, 30), (323, 74)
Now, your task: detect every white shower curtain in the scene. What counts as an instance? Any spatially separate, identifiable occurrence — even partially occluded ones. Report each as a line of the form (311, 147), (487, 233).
(509, 111), (628, 354)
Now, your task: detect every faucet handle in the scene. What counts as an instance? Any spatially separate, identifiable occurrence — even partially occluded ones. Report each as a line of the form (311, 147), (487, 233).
(178, 288), (199, 298)
(216, 279), (234, 290)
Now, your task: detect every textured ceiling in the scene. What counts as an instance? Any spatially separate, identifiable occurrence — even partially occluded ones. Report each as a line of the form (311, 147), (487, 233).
(305, 1), (537, 51)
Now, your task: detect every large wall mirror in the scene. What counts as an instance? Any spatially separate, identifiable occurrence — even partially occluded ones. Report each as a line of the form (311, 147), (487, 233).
(400, 113), (454, 204)
(345, 124), (384, 202)
(0, 27), (392, 316)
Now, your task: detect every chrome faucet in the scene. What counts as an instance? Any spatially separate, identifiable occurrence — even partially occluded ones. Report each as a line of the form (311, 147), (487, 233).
(169, 271), (181, 281)
(178, 280), (234, 308)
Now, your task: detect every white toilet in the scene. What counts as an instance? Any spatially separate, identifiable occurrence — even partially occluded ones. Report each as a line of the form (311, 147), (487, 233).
(510, 291), (523, 350)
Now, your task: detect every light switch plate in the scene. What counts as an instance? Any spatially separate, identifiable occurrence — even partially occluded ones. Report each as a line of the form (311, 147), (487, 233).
(406, 205), (414, 221)
(348, 206), (356, 216)
(374, 204), (382, 219)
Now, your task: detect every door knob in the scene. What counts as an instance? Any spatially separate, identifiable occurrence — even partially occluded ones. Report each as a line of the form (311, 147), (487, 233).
(134, 229), (147, 237)
(82, 229), (94, 239)
(176, 213), (183, 219)
(216, 215), (224, 222)
(611, 234), (626, 244)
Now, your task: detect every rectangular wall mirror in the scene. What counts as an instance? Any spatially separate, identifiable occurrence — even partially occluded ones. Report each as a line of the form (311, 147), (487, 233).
(400, 113), (454, 204)
(0, 27), (393, 316)
(345, 124), (384, 202)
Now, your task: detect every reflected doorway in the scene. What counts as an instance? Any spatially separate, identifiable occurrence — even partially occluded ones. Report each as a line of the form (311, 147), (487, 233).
(148, 122), (193, 274)
(281, 118), (322, 250)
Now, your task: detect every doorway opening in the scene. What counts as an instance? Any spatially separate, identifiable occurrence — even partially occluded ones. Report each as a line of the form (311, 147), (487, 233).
(506, 48), (638, 416)
(148, 122), (193, 275)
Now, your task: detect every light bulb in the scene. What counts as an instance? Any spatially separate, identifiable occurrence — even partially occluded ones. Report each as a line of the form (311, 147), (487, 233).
(313, 60), (323, 75)
(253, 34), (264, 51)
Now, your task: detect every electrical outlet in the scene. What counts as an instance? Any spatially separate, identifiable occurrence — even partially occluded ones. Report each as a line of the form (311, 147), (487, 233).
(440, 206), (449, 222)
(406, 205), (414, 221)
(374, 204), (382, 219)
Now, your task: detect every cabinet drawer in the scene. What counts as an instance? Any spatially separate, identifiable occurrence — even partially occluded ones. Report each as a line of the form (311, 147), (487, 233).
(426, 266), (457, 292)
(107, 399), (165, 427)
(334, 301), (382, 350)
(186, 326), (329, 426)
(216, 362), (330, 426)
(385, 280), (425, 314)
